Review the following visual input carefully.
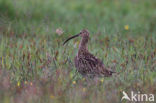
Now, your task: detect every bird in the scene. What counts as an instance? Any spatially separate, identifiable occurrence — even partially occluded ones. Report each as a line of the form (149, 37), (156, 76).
(63, 29), (116, 77)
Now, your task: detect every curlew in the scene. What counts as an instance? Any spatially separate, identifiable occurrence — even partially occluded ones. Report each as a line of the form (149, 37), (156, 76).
(63, 29), (115, 77)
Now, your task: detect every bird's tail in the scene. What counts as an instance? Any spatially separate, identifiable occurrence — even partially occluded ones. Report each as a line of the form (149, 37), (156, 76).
(104, 69), (120, 77)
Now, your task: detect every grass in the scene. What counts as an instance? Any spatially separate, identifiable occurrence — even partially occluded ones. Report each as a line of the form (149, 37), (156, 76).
(0, 0), (156, 103)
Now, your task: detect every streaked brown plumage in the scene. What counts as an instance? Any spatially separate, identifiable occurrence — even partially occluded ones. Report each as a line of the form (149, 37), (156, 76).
(63, 29), (115, 77)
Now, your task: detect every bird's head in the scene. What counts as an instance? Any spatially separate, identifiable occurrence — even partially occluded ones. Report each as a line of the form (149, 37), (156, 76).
(79, 29), (89, 38)
(63, 29), (89, 45)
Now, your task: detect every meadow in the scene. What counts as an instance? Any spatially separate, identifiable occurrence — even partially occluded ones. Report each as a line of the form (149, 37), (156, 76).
(0, 0), (156, 103)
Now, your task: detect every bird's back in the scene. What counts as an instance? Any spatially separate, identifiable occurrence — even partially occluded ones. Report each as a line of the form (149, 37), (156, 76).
(74, 51), (115, 77)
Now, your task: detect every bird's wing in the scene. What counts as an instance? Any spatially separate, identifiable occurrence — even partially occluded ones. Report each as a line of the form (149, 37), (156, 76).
(84, 52), (104, 67)
(74, 53), (99, 76)
(84, 52), (115, 76)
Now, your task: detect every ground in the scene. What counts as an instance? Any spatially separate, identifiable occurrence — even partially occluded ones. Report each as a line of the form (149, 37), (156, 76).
(0, 0), (156, 103)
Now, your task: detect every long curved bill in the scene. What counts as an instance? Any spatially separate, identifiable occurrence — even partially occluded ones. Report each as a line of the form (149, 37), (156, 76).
(63, 34), (79, 45)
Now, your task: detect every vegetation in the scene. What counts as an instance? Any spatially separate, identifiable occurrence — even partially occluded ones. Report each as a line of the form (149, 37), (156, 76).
(0, 0), (156, 103)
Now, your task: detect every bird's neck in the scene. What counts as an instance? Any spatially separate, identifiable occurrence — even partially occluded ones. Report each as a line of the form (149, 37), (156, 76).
(78, 37), (88, 55)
